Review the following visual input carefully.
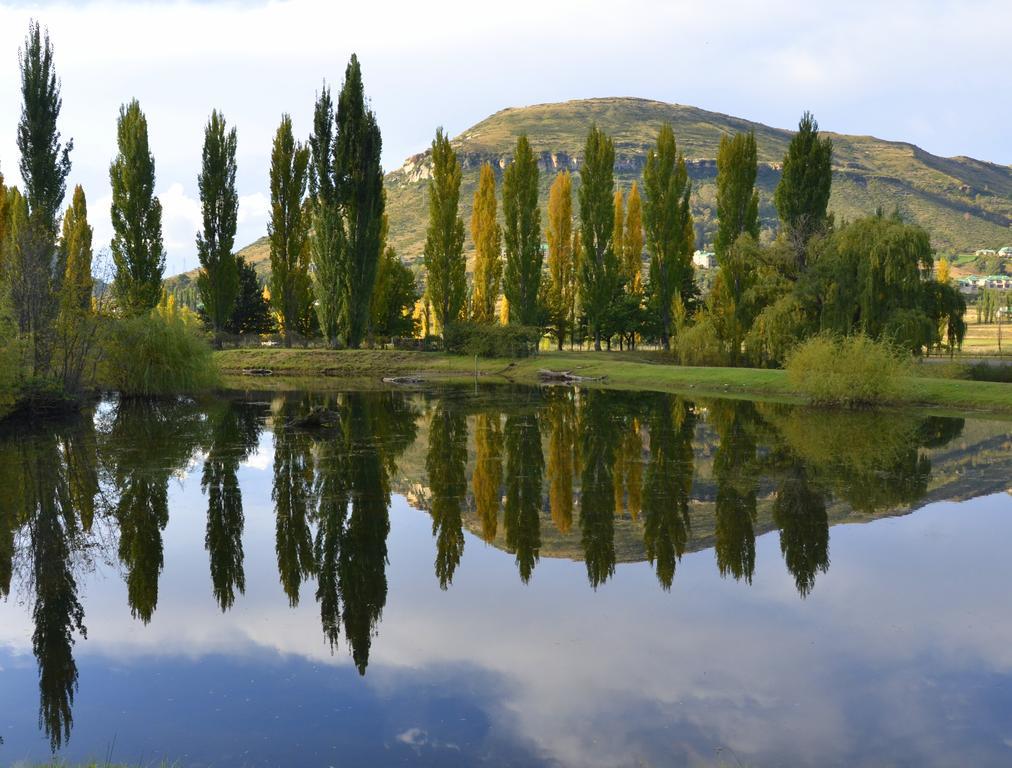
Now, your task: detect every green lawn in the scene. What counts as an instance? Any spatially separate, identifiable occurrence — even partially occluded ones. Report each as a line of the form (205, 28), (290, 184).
(214, 348), (1012, 414)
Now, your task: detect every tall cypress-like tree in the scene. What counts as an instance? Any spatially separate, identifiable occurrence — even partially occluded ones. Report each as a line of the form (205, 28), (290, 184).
(268, 114), (311, 347)
(714, 130), (759, 258)
(334, 54), (384, 348)
(545, 171), (575, 349)
(578, 126), (618, 351)
(59, 185), (92, 315)
(502, 135), (542, 326)
(196, 110), (239, 339)
(774, 111), (833, 269)
(643, 124), (694, 350)
(308, 85), (345, 345)
(613, 188), (624, 272)
(470, 162), (501, 323)
(423, 128), (466, 339)
(623, 182), (644, 293)
(14, 20), (73, 373)
(110, 99), (164, 316)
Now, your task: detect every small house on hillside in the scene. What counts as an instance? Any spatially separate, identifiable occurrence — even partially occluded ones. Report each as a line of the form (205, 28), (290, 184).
(693, 250), (717, 269)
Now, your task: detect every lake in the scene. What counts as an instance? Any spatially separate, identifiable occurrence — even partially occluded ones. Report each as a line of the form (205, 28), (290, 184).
(1, 386), (1010, 767)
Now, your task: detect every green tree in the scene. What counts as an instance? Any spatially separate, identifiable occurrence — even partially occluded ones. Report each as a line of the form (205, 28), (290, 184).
(545, 171), (576, 349)
(423, 129), (466, 340)
(110, 99), (164, 316)
(714, 130), (759, 258)
(623, 182), (644, 293)
(224, 256), (274, 335)
(370, 246), (419, 343)
(643, 124), (694, 350)
(13, 21), (73, 374)
(774, 111), (833, 269)
(470, 162), (502, 323)
(427, 400), (467, 589)
(334, 54), (385, 348)
(578, 126), (619, 350)
(59, 185), (92, 315)
(268, 114), (311, 347)
(503, 135), (542, 326)
(196, 110), (240, 339)
(579, 390), (618, 588)
(504, 411), (544, 583)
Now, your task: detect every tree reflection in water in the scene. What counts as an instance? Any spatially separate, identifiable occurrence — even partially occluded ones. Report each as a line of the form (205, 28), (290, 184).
(0, 386), (975, 752)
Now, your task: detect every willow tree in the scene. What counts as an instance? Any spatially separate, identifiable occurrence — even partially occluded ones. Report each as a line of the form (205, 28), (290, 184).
(110, 99), (164, 316)
(423, 129), (466, 339)
(714, 130), (759, 258)
(470, 162), (501, 323)
(774, 111), (833, 269)
(334, 54), (384, 348)
(196, 110), (240, 339)
(643, 124), (693, 350)
(578, 126), (618, 350)
(502, 135), (542, 326)
(268, 114), (311, 347)
(545, 171), (575, 349)
(14, 21), (73, 373)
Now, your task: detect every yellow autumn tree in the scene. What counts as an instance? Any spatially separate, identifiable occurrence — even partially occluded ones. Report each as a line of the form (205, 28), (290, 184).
(936, 257), (951, 285)
(545, 171), (576, 349)
(546, 391), (576, 533)
(623, 182), (644, 294)
(613, 187), (625, 267)
(613, 420), (643, 519)
(470, 163), (502, 323)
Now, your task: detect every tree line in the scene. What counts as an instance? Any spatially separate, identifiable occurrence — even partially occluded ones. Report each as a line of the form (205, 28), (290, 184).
(423, 111), (967, 360)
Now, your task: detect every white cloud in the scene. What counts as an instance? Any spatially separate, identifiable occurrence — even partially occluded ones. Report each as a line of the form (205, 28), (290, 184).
(237, 192), (269, 225)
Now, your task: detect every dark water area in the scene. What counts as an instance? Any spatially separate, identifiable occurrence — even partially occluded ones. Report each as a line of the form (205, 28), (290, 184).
(0, 386), (1010, 767)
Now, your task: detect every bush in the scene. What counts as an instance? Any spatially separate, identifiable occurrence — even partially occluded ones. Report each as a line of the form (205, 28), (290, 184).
(786, 333), (909, 407)
(443, 322), (541, 358)
(674, 315), (726, 366)
(967, 362), (1012, 383)
(102, 301), (220, 396)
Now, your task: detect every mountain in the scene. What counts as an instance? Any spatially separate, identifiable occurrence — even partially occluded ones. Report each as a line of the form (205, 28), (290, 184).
(167, 97), (1012, 292)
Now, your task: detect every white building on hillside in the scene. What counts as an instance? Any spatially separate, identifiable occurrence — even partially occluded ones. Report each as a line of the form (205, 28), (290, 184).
(693, 250), (717, 269)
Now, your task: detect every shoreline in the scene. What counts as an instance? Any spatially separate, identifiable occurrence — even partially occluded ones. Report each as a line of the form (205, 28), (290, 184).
(213, 348), (1012, 417)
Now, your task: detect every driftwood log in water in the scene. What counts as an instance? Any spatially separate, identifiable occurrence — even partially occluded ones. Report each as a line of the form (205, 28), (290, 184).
(287, 406), (341, 429)
(537, 369), (606, 384)
(382, 376), (426, 385)
(242, 367), (273, 377)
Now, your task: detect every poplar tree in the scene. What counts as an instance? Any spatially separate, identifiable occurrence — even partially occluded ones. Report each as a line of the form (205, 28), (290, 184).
(334, 54), (384, 348)
(613, 189), (624, 272)
(268, 114), (311, 347)
(14, 20), (73, 373)
(578, 126), (618, 351)
(196, 110), (240, 339)
(714, 130), (760, 258)
(110, 99), (164, 316)
(470, 162), (501, 323)
(502, 135), (542, 326)
(308, 85), (344, 345)
(643, 124), (694, 350)
(623, 182), (644, 293)
(59, 185), (92, 314)
(423, 128), (466, 339)
(545, 171), (575, 349)
(774, 111), (833, 268)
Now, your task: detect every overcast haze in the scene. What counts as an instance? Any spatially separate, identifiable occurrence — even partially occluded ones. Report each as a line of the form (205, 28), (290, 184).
(0, 0), (1008, 275)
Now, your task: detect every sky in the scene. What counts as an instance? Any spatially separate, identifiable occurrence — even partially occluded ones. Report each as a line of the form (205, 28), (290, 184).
(0, 0), (1008, 276)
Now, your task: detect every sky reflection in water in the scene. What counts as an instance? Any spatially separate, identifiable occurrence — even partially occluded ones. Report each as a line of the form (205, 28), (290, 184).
(0, 386), (1010, 766)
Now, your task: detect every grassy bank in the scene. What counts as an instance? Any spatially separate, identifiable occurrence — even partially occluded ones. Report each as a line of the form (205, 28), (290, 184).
(214, 348), (1012, 414)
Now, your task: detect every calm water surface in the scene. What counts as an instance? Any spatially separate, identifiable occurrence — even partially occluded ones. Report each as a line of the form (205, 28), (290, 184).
(0, 386), (1010, 766)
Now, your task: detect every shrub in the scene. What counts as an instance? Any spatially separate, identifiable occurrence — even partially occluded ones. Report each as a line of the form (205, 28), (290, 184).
(674, 315), (726, 366)
(786, 333), (909, 407)
(443, 322), (541, 358)
(967, 362), (1012, 383)
(102, 300), (220, 396)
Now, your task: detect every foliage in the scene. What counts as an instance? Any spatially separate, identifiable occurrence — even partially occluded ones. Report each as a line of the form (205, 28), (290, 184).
(674, 313), (725, 366)
(443, 321), (541, 358)
(786, 333), (909, 407)
(714, 130), (759, 258)
(101, 297), (220, 396)
(544, 170), (576, 349)
(195, 110), (240, 336)
(578, 125), (619, 350)
(223, 256), (273, 336)
(423, 128), (466, 339)
(622, 182), (644, 293)
(370, 247), (419, 343)
(502, 134), (542, 326)
(308, 84), (344, 345)
(268, 114), (311, 347)
(334, 54), (385, 348)
(774, 112), (832, 268)
(59, 185), (92, 316)
(710, 234), (760, 364)
(470, 162), (501, 323)
(643, 123), (694, 350)
(110, 99), (165, 316)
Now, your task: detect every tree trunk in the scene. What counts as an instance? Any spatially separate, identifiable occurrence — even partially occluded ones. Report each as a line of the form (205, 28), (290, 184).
(594, 330), (601, 351)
